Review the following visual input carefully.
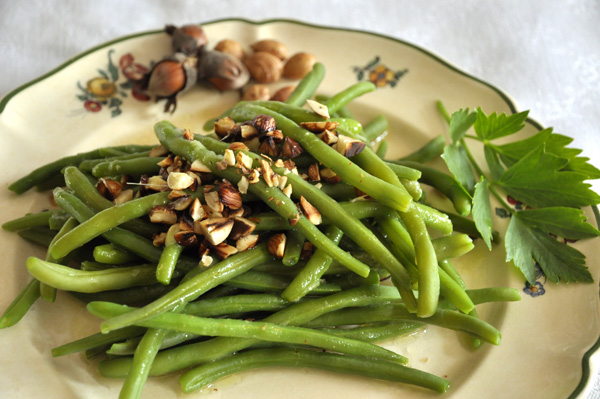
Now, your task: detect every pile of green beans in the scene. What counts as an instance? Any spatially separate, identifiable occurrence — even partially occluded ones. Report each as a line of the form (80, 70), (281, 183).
(0, 62), (520, 399)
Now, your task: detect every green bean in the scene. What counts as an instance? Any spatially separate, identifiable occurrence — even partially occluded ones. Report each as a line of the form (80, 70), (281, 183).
(79, 151), (151, 172)
(192, 127), (417, 311)
(315, 94), (355, 119)
(26, 258), (158, 293)
(281, 229), (304, 266)
(431, 234), (474, 260)
(319, 322), (422, 343)
(50, 192), (170, 259)
(35, 173), (66, 192)
(393, 160), (472, 215)
(438, 259), (465, 288)
(48, 210), (71, 230)
(224, 270), (341, 295)
(285, 62), (326, 106)
(228, 105), (413, 212)
(156, 226), (183, 285)
(93, 243), (140, 264)
(101, 145), (156, 155)
(437, 266), (474, 314)
(155, 121), (371, 279)
(0, 278), (41, 329)
(1, 210), (56, 232)
(98, 286), (401, 377)
(17, 227), (56, 247)
(281, 225), (343, 302)
(399, 135), (446, 163)
(413, 202), (453, 235)
(437, 207), (500, 242)
(305, 303), (500, 345)
(91, 157), (164, 178)
(88, 301), (408, 364)
(375, 140), (388, 158)
(322, 82), (376, 114)
(41, 216), (79, 302)
(100, 244), (272, 333)
(331, 269), (380, 290)
(362, 114), (389, 143)
(52, 326), (146, 357)
(400, 178), (423, 200)
(70, 283), (175, 307)
(180, 347), (448, 394)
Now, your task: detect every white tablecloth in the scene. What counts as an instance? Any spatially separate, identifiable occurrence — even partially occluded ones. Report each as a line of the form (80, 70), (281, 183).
(0, 1), (598, 397)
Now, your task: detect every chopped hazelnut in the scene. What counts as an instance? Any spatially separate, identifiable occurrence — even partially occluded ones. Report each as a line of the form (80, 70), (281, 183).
(299, 196), (322, 225)
(267, 233), (287, 258)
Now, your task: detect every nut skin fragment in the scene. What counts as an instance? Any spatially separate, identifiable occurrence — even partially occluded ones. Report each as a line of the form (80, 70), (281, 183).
(259, 137), (279, 157)
(97, 178), (123, 200)
(250, 39), (288, 60)
(218, 180), (243, 209)
(300, 121), (339, 133)
(195, 217), (234, 245)
(267, 233), (287, 258)
(149, 206), (178, 225)
(299, 196), (322, 225)
(318, 130), (338, 146)
(270, 85), (296, 102)
(281, 137), (304, 159)
(242, 84), (270, 101)
(265, 129), (284, 143)
(153, 232), (167, 247)
(244, 52), (283, 83)
(283, 52), (316, 80)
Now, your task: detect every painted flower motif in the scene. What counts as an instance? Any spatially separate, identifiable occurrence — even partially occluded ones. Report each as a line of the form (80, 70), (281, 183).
(83, 100), (102, 112)
(86, 77), (117, 101)
(523, 281), (545, 297)
(353, 56), (408, 88)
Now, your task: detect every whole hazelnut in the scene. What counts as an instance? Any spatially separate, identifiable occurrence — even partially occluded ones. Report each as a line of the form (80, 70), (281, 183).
(283, 53), (316, 80)
(250, 39), (288, 60)
(242, 84), (270, 101)
(197, 50), (250, 91)
(165, 24), (208, 55)
(270, 85), (296, 102)
(214, 39), (246, 60)
(243, 52), (283, 83)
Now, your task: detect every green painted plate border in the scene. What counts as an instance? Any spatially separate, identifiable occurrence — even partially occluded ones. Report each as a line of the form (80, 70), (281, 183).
(0, 17), (597, 398)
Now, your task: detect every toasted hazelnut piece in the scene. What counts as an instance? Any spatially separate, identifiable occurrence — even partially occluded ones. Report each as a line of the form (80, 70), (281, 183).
(236, 234), (259, 252)
(236, 151), (254, 170)
(190, 159), (212, 173)
(271, 174), (280, 189)
(283, 52), (316, 79)
(260, 160), (276, 187)
(149, 145), (170, 157)
(301, 241), (314, 259)
(216, 160), (228, 171)
(157, 155), (174, 168)
(237, 175), (249, 194)
(281, 137), (304, 159)
(145, 176), (168, 192)
(283, 160), (297, 171)
(306, 99), (330, 119)
(230, 217), (257, 240)
(149, 205), (178, 224)
(223, 149), (236, 166)
(172, 194), (193, 211)
(282, 184), (293, 198)
(268, 233), (287, 258)
(195, 217), (234, 245)
(174, 230), (198, 246)
(251, 39), (288, 60)
(214, 39), (245, 60)
(200, 253), (213, 267)
(112, 189), (133, 205)
(97, 178), (123, 199)
(277, 175), (288, 190)
(214, 117), (237, 139)
(320, 168), (341, 184)
(300, 121), (339, 133)
(153, 232), (167, 247)
(244, 52), (283, 83)
(189, 198), (207, 221)
(242, 83), (270, 101)
(252, 114), (277, 133)
(270, 85), (295, 102)
(204, 190), (224, 213)
(259, 137), (279, 157)
(228, 142), (249, 152)
(212, 242), (238, 259)
(299, 196), (322, 225)
(266, 129), (284, 143)
(248, 168), (261, 184)
(240, 124), (260, 140)
(228, 207), (246, 218)
(179, 214), (194, 231)
(318, 130), (338, 146)
(336, 135), (366, 158)
(167, 172), (195, 190)
(183, 129), (194, 141)
(274, 159), (285, 168)
(307, 163), (321, 182)
(288, 213), (300, 226)
(218, 180), (242, 209)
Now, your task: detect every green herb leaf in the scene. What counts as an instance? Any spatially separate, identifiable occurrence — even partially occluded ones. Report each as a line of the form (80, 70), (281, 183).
(472, 177), (493, 249)
(565, 157), (600, 180)
(483, 145), (505, 180)
(441, 143), (476, 193)
(497, 146), (600, 208)
(514, 207), (600, 240)
(506, 214), (593, 284)
(474, 109), (529, 141)
(448, 108), (477, 142)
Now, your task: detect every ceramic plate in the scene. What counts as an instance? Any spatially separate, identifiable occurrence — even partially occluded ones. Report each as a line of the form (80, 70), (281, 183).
(0, 19), (598, 399)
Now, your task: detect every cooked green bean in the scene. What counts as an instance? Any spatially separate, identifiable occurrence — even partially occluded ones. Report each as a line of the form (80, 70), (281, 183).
(91, 157), (164, 178)
(363, 114), (389, 143)
(375, 140), (388, 158)
(399, 135), (446, 163)
(431, 234), (474, 260)
(156, 226), (183, 285)
(285, 62), (326, 106)
(89, 301), (408, 364)
(41, 216), (79, 302)
(93, 243), (140, 264)
(0, 278), (41, 329)
(52, 326), (146, 357)
(48, 210), (71, 230)
(1, 210), (56, 232)
(413, 202), (453, 235)
(17, 227), (56, 247)
(281, 229), (304, 266)
(319, 321), (422, 342)
(79, 151), (151, 172)
(322, 82), (376, 114)
(224, 270), (341, 295)
(180, 347), (448, 394)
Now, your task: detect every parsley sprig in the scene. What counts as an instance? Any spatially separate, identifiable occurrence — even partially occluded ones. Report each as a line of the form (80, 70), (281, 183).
(437, 102), (600, 284)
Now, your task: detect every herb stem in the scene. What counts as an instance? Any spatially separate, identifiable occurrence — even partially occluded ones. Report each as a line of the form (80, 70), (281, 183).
(488, 184), (514, 215)
(459, 138), (486, 178)
(435, 101), (451, 124)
